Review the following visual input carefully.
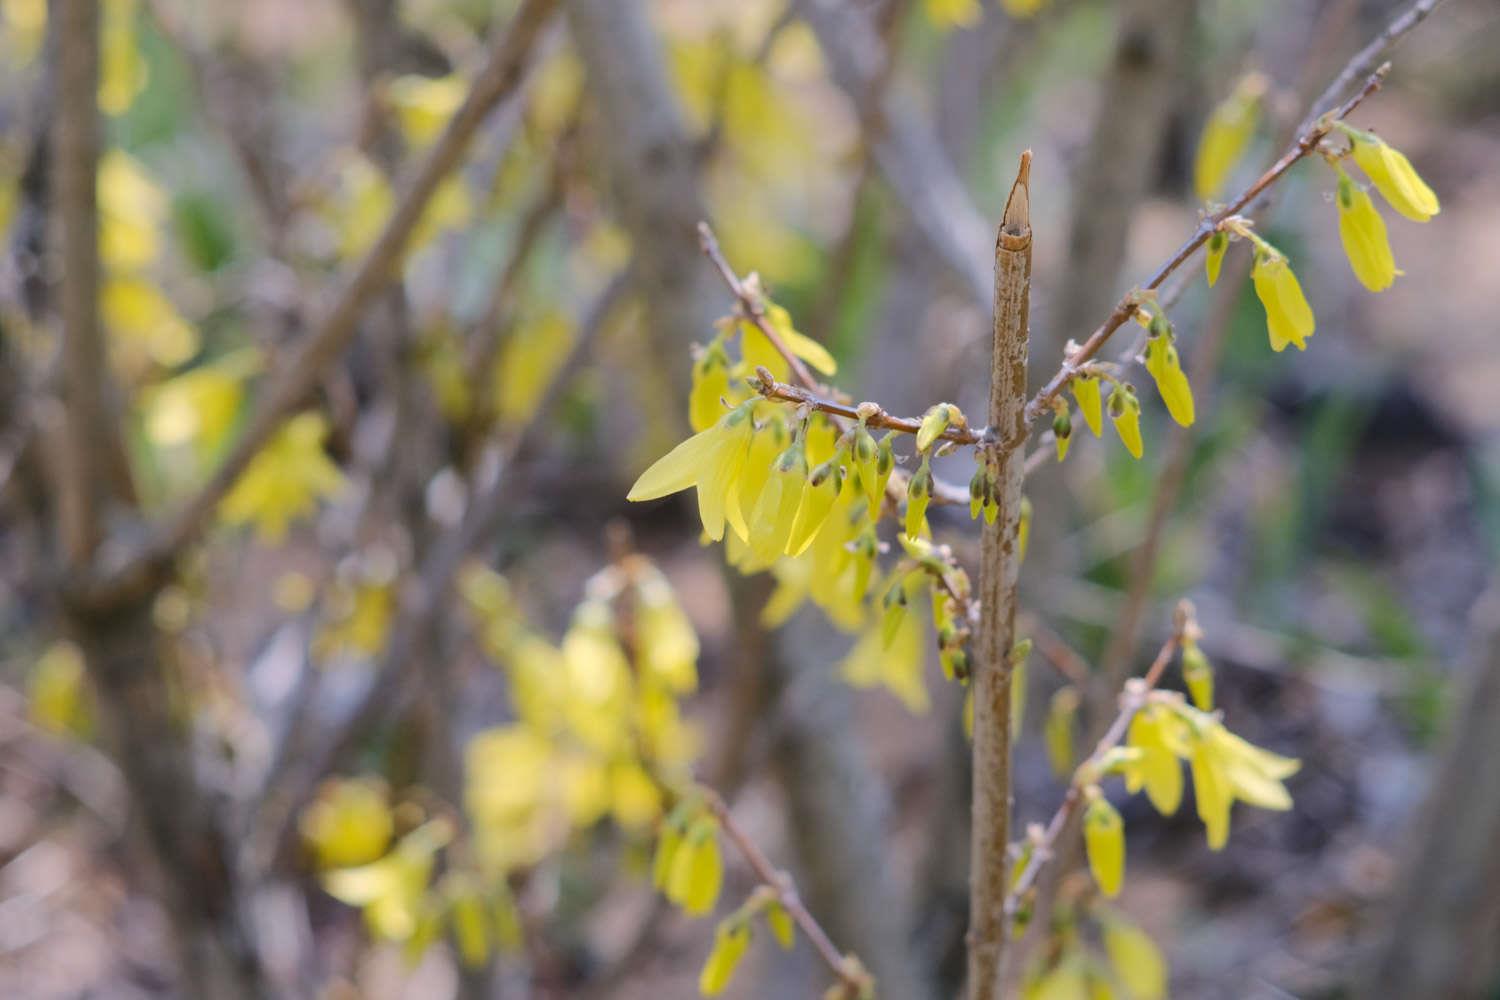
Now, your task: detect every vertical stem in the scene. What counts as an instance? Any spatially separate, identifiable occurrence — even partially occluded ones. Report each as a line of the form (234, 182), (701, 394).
(967, 151), (1033, 999)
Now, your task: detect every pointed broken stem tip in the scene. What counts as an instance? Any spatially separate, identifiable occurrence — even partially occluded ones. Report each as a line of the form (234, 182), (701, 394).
(1003, 149), (1032, 236)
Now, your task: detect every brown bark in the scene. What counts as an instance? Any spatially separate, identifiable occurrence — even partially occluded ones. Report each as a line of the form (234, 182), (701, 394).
(968, 154), (1033, 1000)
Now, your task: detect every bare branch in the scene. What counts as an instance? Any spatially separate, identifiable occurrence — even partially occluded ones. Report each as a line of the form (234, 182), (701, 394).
(1004, 606), (1190, 912)
(86, 0), (560, 603)
(702, 786), (874, 997)
(1023, 65), (1389, 426)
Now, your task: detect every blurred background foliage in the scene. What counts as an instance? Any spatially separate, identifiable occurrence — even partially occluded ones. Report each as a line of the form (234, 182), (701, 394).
(2, 0), (1499, 997)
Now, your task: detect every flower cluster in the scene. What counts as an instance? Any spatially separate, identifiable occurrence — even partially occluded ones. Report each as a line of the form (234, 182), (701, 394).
(630, 295), (973, 710)
(306, 553), (702, 971)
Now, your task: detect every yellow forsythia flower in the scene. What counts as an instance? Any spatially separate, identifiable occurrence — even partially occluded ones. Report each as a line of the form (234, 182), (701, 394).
(100, 0), (147, 116)
(1205, 229), (1228, 287)
(786, 458), (841, 557)
(905, 456), (933, 539)
(300, 777), (393, 870)
(220, 412), (345, 541)
(98, 149), (166, 270)
(699, 920), (751, 996)
(1346, 127), (1439, 222)
(144, 355), (254, 462)
(917, 403), (962, 452)
(765, 900), (795, 949)
(1103, 917), (1168, 1000)
(666, 815), (723, 916)
(1125, 708), (1184, 816)
(1189, 738), (1233, 849)
(925, 0), (982, 28)
(1023, 956), (1089, 1000)
(628, 403), (755, 542)
(1001, 0), (1048, 17)
(746, 444), (809, 564)
(689, 341), (732, 432)
(1336, 170), (1398, 292)
(322, 819), (451, 942)
(1194, 73), (1265, 200)
(1181, 641), (1214, 710)
(1072, 374), (1103, 437)
(387, 73), (466, 147)
(1044, 687), (1079, 779)
(636, 571), (700, 693)
(841, 589), (928, 713)
(1250, 250), (1315, 352)
(443, 873), (492, 969)
(1107, 384), (1144, 460)
(28, 640), (92, 738)
(1083, 792), (1125, 897)
(1143, 328), (1195, 428)
(741, 305), (837, 382)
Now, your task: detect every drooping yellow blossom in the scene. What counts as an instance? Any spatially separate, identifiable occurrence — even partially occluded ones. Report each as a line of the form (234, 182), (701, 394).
(1250, 250), (1315, 352)
(98, 149), (166, 270)
(1124, 707), (1184, 816)
(1345, 126), (1439, 222)
(1103, 915), (1168, 1000)
(1143, 325), (1195, 427)
(841, 581), (928, 713)
(905, 455), (933, 539)
(1180, 709), (1299, 850)
(103, 276), (199, 372)
(1205, 229), (1228, 287)
(1083, 791), (1125, 897)
(1181, 641), (1214, 710)
(1000, 0), (1048, 17)
(699, 919), (752, 996)
(786, 456), (842, 557)
(387, 73), (467, 147)
(1071, 374), (1103, 436)
(1044, 687), (1079, 779)
(689, 340), (733, 432)
(1194, 73), (1265, 200)
(765, 900), (795, 949)
(28, 640), (92, 738)
(1336, 169), (1399, 292)
(300, 777), (394, 870)
(143, 353), (256, 462)
(322, 819), (452, 942)
(1108, 384), (1144, 460)
(495, 312), (576, 427)
(628, 402), (755, 542)
(635, 570), (700, 693)
(746, 442), (809, 564)
(740, 304), (837, 382)
(925, 0), (982, 29)
(665, 814), (723, 916)
(220, 412), (345, 541)
(100, 0), (148, 115)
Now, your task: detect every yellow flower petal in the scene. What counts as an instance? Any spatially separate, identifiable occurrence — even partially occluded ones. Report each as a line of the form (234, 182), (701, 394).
(1083, 793), (1125, 897)
(1350, 130), (1439, 222)
(1251, 252), (1315, 353)
(1337, 172), (1399, 292)
(1144, 337), (1195, 427)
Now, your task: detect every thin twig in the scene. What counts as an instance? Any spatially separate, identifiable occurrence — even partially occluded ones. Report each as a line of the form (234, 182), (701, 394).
(1022, 65), (1389, 427)
(698, 222), (824, 392)
(254, 270), (629, 869)
(1022, 615), (1091, 688)
(752, 370), (984, 446)
(80, 0), (560, 607)
(1004, 606), (1189, 912)
(701, 787), (872, 995)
